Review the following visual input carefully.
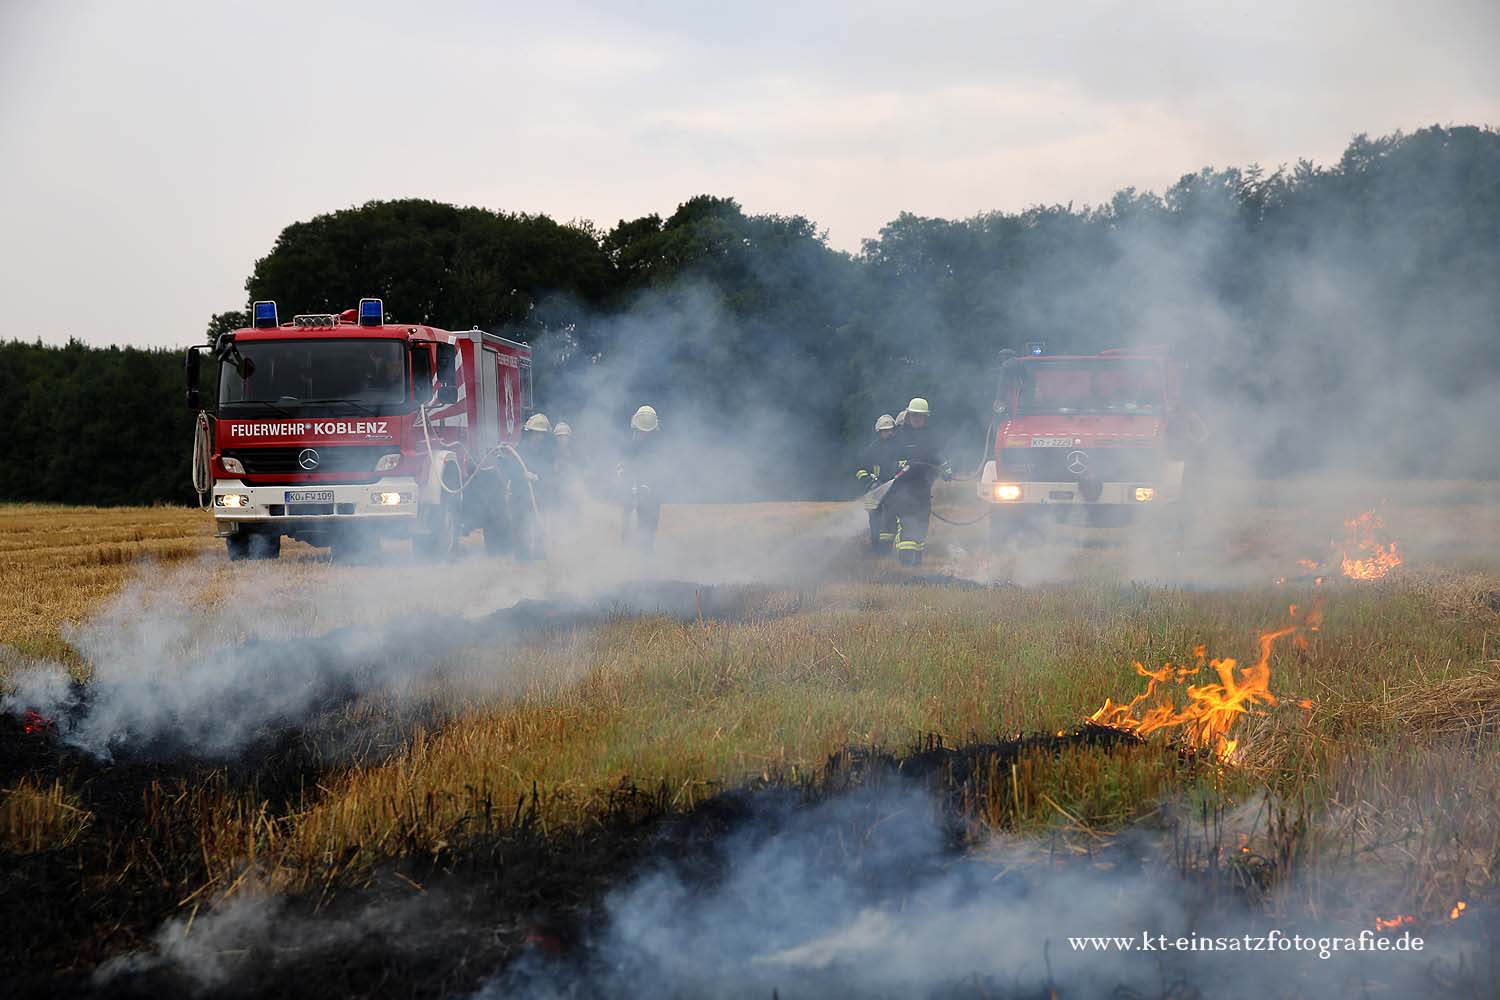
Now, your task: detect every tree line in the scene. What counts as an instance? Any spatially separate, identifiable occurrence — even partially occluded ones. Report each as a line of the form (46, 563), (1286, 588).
(3, 124), (1497, 505)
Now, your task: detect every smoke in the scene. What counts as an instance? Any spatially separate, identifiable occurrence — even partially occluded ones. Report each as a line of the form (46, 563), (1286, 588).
(0, 523), (863, 759)
(92, 880), (486, 995)
(485, 782), (1479, 999)
(91, 779), (1483, 999)
(509, 136), (1500, 591)
(529, 277), (858, 504)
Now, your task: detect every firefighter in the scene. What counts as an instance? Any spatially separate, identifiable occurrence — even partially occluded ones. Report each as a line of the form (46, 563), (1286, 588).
(552, 421), (575, 472)
(506, 412), (553, 559)
(894, 408), (907, 428)
(618, 405), (663, 551)
(856, 413), (899, 552)
(881, 397), (952, 566)
(551, 421), (579, 511)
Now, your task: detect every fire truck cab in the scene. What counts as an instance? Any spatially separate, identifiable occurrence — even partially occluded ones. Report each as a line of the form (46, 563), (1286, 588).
(185, 298), (532, 560)
(976, 346), (1205, 541)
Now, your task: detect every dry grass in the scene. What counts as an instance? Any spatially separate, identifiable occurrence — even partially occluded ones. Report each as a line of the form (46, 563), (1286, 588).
(268, 574), (1500, 890)
(0, 504), (216, 666)
(0, 776), (92, 853)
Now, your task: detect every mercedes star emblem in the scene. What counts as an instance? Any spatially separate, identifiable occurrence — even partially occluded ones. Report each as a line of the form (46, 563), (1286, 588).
(298, 448), (320, 471)
(1066, 450), (1089, 475)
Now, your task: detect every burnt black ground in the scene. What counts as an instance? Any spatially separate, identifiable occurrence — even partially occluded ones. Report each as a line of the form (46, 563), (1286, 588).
(7, 722), (1149, 1000)
(9, 723), (1495, 1000)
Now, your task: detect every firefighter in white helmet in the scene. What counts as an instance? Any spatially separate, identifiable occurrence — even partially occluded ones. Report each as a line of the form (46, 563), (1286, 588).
(855, 414), (900, 552)
(619, 405), (663, 550)
(880, 396), (952, 566)
(630, 405), (659, 432)
(551, 420), (574, 468)
(894, 409), (907, 428)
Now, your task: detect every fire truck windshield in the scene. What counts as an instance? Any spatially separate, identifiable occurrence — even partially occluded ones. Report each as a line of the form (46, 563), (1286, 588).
(219, 339), (407, 415)
(1011, 360), (1164, 416)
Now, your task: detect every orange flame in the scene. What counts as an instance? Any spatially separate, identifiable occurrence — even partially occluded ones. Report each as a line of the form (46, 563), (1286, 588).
(1340, 511), (1403, 580)
(1087, 604), (1323, 760)
(1375, 914), (1418, 932)
(1450, 901), (1467, 921)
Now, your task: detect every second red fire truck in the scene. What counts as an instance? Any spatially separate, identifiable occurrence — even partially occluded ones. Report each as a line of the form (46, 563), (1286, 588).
(975, 346), (1206, 542)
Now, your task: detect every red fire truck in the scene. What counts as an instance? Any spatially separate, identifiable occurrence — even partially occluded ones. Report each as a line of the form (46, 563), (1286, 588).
(976, 347), (1206, 541)
(186, 298), (532, 560)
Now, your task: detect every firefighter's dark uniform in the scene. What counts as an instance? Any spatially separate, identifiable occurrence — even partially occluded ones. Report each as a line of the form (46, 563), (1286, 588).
(881, 423), (952, 565)
(506, 430), (554, 559)
(550, 438), (580, 514)
(619, 431), (665, 550)
(855, 433), (900, 552)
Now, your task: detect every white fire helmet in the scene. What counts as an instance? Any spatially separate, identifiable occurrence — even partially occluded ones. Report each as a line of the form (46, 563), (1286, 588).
(906, 397), (931, 416)
(631, 405), (659, 432)
(875, 414), (896, 432)
(524, 413), (551, 433)
(552, 421), (572, 438)
(895, 409), (907, 427)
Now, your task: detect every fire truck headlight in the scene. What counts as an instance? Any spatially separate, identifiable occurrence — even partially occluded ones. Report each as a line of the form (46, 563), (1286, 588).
(371, 492), (411, 506)
(221, 457), (245, 475)
(374, 453), (402, 472)
(1134, 487), (1156, 502)
(215, 493), (250, 508)
(994, 484), (1022, 502)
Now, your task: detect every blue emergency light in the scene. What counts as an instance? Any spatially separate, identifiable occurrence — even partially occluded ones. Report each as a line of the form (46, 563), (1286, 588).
(358, 297), (384, 327)
(252, 300), (278, 328)
(1027, 341), (1046, 356)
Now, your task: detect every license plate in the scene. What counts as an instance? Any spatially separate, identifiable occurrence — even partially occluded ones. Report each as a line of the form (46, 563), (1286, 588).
(1049, 490), (1075, 500)
(284, 490), (334, 503)
(1031, 436), (1075, 448)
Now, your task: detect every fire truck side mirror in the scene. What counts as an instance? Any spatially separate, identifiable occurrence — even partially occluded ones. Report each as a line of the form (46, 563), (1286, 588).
(434, 343), (459, 405)
(184, 346), (203, 412)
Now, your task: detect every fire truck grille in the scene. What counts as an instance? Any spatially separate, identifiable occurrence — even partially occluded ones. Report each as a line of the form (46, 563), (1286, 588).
(999, 447), (1163, 483)
(223, 446), (388, 478)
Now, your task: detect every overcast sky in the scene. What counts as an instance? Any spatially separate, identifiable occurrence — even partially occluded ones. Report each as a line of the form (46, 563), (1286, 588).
(2, 0), (1496, 348)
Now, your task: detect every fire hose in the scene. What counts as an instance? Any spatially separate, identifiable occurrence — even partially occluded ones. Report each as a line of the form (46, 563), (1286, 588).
(929, 507), (992, 527)
(867, 462), (993, 527)
(191, 410), (214, 510)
